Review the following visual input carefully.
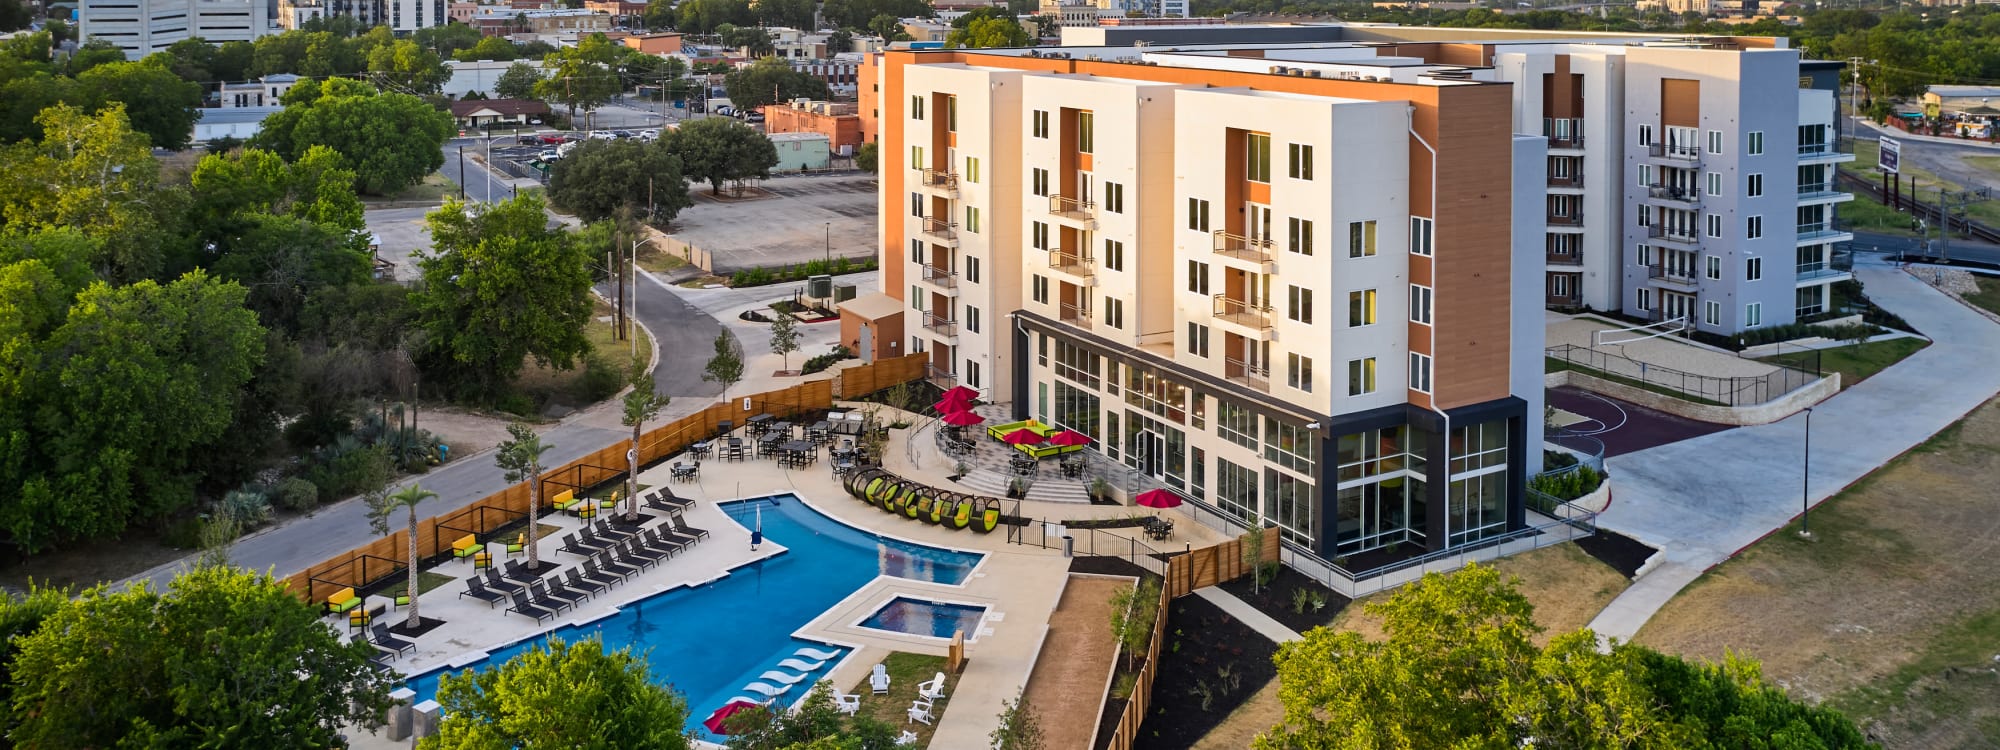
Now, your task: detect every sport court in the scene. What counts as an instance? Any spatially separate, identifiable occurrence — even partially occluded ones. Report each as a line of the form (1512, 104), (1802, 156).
(1545, 312), (1749, 457)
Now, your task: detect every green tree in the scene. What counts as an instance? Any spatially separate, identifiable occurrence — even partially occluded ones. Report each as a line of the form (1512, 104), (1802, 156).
(1106, 577), (1159, 672)
(0, 104), (168, 282)
(495, 423), (554, 570)
(365, 482), (437, 629)
(423, 637), (692, 750)
(255, 77), (454, 195)
(621, 361), (670, 520)
(547, 138), (693, 224)
(415, 22), (486, 59)
(412, 194), (595, 401)
(63, 39), (128, 76)
(719, 24), (776, 56)
(642, 0), (677, 29)
(989, 690), (1045, 750)
(702, 330), (745, 395)
(867, 14), (912, 42)
(755, 0), (817, 29)
(70, 59), (204, 150)
(535, 33), (621, 124)
(495, 60), (545, 100)
(8, 566), (393, 748)
(663, 116), (778, 195)
(0, 0), (29, 32)
(855, 141), (877, 173)
(948, 15), (1030, 48)
(769, 311), (800, 369)
(676, 0), (754, 34)
(456, 35), (523, 63)
(723, 55), (832, 111)
(367, 38), (449, 95)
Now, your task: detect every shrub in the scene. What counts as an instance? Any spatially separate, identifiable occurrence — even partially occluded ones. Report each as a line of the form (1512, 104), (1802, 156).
(1528, 465), (1604, 501)
(273, 477), (319, 512)
(217, 489), (273, 529)
(800, 345), (855, 375)
(578, 351), (626, 402)
(305, 442), (394, 502)
(162, 516), (205, 549)
(1543, 450), (1579, 471)
(495, 393), (537, 417)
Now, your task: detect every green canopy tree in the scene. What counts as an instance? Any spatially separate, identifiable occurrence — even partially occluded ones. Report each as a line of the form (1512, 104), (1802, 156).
(62, 39), (127, 76)
(254, 77), (454, 195)
(723, 56), (832, 111)
(947, 12), (1030, 48)
(546, 138), (692, 224)
(495, 60), (545, 100)
(675, 0), (754, 34)
(495, 423), (555, 570)
(754, 0), (817, 29)
(0, 104), (169, 282)
(642, 0), (676, 30)
(718, 24), (776, 57)
(662, 116), (778, 195)
(769, 312), (799, 370)
(367, 38), (450, 95)
(422, 637), (692, 750)
(535, 34), (621, 124)
(414, 23), (485, 59)
(702, 330), (744, 396)
(411, 194), (595, 401)
(8, 566), (393, 747)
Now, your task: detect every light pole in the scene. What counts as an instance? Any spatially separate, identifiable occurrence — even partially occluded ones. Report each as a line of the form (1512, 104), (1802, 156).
(1799, 406), (1814, 539)
(824, 221), (831, 265)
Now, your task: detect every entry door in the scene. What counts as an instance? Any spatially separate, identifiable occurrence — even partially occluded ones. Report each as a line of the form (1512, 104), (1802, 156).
(1137, 430), (1163, 478)
(1245, 203), (1272, 244)
(1665, 292), (1694, 322)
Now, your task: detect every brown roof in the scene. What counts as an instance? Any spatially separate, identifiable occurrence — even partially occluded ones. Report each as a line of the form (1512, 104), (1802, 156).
(448, 98), (551, 117)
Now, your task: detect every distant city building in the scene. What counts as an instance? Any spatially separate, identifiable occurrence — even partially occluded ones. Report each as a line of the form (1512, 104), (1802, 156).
(444, 59), (551, 97)
(194, 107), (284, 143)
(217, 74), (302, 107)
(769, 132), (832, 171)
(622, 31), (685, 55)
(81, 0), (275, 59)
(763, 98), (862, 154)
(794, 57), (861, 96)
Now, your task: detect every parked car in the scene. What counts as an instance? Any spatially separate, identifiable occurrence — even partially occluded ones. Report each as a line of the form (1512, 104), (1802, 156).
(538, 133), (566, 144)
(745, 112), (765, 123)
(715, 105), (736, 118)
(639, 129), (660, 140)
(538, 150), (559, 162)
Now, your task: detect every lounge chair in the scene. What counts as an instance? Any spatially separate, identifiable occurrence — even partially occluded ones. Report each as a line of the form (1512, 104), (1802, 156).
(505, 591), (556, 623)
(776, 658), (823, 672)
(896, 730), (918, 746)
(586, 556), (633, 582)
(672, 516), (710, 541)
(796, 647), (841, 661)
(366, 652), (397, 674)
(592, 520), (636, 540)
(758, 670), (809, 686)
(612, 542), (658, 571)
(906, 699), (933, 725)
(833, 690), (861, 716)
(370, 624), (417, 657)
(643, 528), (691, 556)
(742, 682), (791, 698)
(449, 534), (479, 562)
(501, 559), (538, 583)
(632, 529), (683, 557)
(869, 664), (891, 694)
(547, 573), (594, 602)
(558, 532), (606, 556)
(617, 537), (666, 564)
(917, 672), (947, 702)
(482, 568), (525, 596)
(522, 582), (572, 614)
(533, 578), (587, 610)
(564, 569), (609, 596)
(458, 577), (507, 608)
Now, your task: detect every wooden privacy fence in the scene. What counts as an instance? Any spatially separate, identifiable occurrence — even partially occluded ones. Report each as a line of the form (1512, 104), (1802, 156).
(283, 355), (926, 603)
(834, 353), (926, 398)
(1104, 579), (1173, 750)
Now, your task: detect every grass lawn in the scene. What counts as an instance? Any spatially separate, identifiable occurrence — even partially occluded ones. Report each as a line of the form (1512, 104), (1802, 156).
(1961, 276), (2000, 318)
(1850, 140), (2000, 228)
(1756, 336), (1928, 386)
(1546, 357), (1727, 407)
(635, 244), (692, 274)
(1636, 398), (2000, 748)
(1329, 543), (1630, 646)
(380, 570), (456, 599)
(845, 652), (957, 748)
(363, 173), (454, 205)
(1838, 194), (1923, 238)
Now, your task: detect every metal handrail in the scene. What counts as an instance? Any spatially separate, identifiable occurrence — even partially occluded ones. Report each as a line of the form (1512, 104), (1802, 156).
(921, 311), (956, 335)
(920, 169), (958, 188)
(1212, 294), (1272, 329)
(1212, 231), (1275, 263)
(1047, 250), (1095, 276)
(1647, 264), (1700, 286)
(920, 265), (956, 287)
(1224, 357), (1269, 390)
(1647, 224), (1701, 246)
(1547, 212), (1584, 227)
(1547, 174), (1582, 188)
(1647, 184), (1702, 207)
(921, 217), (957, 236)
(1058, 302), (1092, 329)
(1649, 142), (1703, 162)
(1049, 195), (1095, 218)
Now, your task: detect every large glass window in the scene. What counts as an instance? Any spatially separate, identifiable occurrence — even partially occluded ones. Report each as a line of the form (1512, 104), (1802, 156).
(1448, 421), (1508, 475)
(1245, 133), (1271, 183)
(1216, 458), (1259, 525)
(1054, 340), (1100, 389)
(1263, 420), (1315, 474)
(1217, 402), (1258, 450)
(1447, 471), (1508, 546)
(1122, 365), (1186, 423)
(1052, 381), (1100, 441)
(1264, 470), (1314, 545)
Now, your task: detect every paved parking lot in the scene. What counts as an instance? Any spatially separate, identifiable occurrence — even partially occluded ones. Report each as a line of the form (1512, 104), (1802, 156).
(670, 173), (879, 272)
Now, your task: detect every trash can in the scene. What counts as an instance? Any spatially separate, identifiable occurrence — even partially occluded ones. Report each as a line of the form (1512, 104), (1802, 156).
(1062, 535), (1074, 558)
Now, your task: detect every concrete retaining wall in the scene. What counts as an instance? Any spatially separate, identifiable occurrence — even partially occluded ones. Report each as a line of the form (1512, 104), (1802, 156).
(1546, 369), (1840, 426)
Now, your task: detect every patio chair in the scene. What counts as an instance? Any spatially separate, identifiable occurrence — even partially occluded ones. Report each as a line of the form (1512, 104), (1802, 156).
(906, 699), (933, 725)
(869, 664), (891, 694)
(532, 578), (587, 609)
(593, 519), (637, 540)
(580, 558), (626, 585)
(917, 672), (947, 702)
(636, 528), (685, 558)
(757, 670), (810, 686)
(613, 541), (660, 570)
(564, 568), (609, 596)
(742, 682), (791, 699)
(370, 624), (417, 657)
(672, 516), (710, 541)
(590, 553), (639, 580)
(777, 657), (824, 672)
(482, 568), (525, 596)
(366, 652), (397, 675)
(501, 559), (538, 584)
(895, 730), (918, 746)
(559, 532), (605, 556)
(522, 580), (572, 614)
(797, 647), (841, 661)
(833, 690), (861, 716)
(652, 525), (696, 550)
(505, 591), (557, 623)
(458, 577), (507, 608)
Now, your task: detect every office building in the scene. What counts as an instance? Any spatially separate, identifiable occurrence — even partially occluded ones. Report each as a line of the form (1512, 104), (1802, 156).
(80, 0), (273, 59)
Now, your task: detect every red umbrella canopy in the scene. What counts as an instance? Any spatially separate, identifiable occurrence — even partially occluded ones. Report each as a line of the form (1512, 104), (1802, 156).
(942, 410), (986, 427)
(941, 384), (980, 404)
(931, 398), (970, 415)
(1134, 489), (1183, 509)
(1046, 430), (1091, 447)
(704, 700), (766, 734)
(1001, 428), (1045, 446)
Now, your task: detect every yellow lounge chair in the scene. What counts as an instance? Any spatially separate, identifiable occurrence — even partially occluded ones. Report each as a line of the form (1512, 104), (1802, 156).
(326, 587), (362, 615)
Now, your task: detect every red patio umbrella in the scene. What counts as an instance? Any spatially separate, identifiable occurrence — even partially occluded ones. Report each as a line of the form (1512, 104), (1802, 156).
(942, 410), (986, 427)
(931, 398), (970, 415)
(940, 384), (979, 403)
(1134, 488), (1183, 510)
(704, 700), (766, 735)
(1046, 430), (1091, 447)
(1001, 428), (1045, 446)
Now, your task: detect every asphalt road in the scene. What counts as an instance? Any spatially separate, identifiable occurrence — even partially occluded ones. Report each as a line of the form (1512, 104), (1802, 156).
(597, 270), (726, 402)
(443, 137), (520, 204)
(1852, 230), (2000, 266)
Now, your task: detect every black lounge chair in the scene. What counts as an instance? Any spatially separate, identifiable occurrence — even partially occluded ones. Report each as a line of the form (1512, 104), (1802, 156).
(672, 516), (710, 541)
(523, 581), (572, 614)
(366, 652), (397, 674)
(506, 591), (557, 622)
(653, 525), (698, 549)
(370, 624), (416, 657)
(459, 577), (507, 608)
(559, 532), (607, 556)
(623, 537), (670, 563)
(483, 568), (526, 596)
(565, 568), (609, 596)
(614, 540), (662, 569)
(636, 528), (686, 557)
(502, 560), (539, 584)
(532, 579), (587, 610)
(585, 556), (632, 583)
(593, 520), (637, 540)
(645, 489), (693, 513)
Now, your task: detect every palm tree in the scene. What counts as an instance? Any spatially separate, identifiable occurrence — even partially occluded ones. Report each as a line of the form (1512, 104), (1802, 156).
(497, 423), (555, 570)
(621, 361), (671, 521)
(366, 482), (439, 629)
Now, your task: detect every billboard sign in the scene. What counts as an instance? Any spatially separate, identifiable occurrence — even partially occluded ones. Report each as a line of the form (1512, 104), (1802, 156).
(1879, 135), (1900, 174)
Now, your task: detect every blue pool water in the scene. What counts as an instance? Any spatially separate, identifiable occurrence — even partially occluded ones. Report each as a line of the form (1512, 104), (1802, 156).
(859, 597), (988, 639)
(406, 495), (984, 741)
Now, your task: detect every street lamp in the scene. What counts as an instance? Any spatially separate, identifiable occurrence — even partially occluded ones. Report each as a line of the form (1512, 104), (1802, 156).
(1799, 406), (1814, 539)
(824, 221), (831, 265)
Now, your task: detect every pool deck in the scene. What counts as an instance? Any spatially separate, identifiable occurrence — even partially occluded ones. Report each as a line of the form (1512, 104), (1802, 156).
(347, 402), (1228, 748)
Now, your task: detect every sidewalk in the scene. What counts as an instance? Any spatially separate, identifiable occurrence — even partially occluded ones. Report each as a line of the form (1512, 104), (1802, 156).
(1587, 257), (2000, 642)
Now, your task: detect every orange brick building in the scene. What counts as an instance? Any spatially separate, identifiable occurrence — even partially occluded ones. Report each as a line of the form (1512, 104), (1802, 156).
(761, 99), (864, 154)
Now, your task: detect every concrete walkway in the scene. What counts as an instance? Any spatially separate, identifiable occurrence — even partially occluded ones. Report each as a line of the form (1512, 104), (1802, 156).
(1587, 257), (2000, 642)
(1194, 588), (1304, 644)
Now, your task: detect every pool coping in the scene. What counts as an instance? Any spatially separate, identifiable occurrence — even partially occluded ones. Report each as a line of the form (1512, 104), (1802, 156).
(849, 593), (996, 644)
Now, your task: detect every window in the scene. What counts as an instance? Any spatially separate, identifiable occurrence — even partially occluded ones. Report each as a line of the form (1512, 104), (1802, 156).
(1076, 111), (1093, 154)
(1638, 244), (1653, 266)
(1703, 299), (1721, 326)
(1637, 288), (1652, 311)
(1218, 403), (1258, 449)
(911, 145), (923, 168)
(1408, 353), (1432, 393)
(1245, 133), (1271, 183)
(1748, 173), (1763, 197)
(1748, 130), (1763, 156)
(1410, 284), (1432, 324)
(1288, 218), (1314, 256)
(966, 256), (980, 283)
(1638, 123), (1654, 147)
(1102, 182), (1124, 214)
(1285, 353), (1313, 392)
(1410, 217), (1433, 256)
(1707, 130), (1723, 154)
(1288, 143), (1313, 180)
(910, 192), (922, 217)
(1347, 357), (1375, 396)
(1348, 289), (1377, 327)
(1103, 297), (1123, 329)
(1103, 239), (1124, 271)
(1706, 214), (1722, 238)
(964, 206), (980, 233)
(1347, 220), (1376, 258)
(1287, 286), (1312, 324)
(1187, 261), (1209, 295)
(1748, 215), (1763, 240)
(1187, 198), (1210, 232)
(911, 95), (924, 119)
(1031, 168), (1049, 197)
(1705, 255), (1721, 280)
(1030, 221), (1048, 250)
(1215, 458), (1258, 521)
(965, 306), (981, 333)
(1638, 163), (1653, 188)
(1187, 323), (1209, 357)
(908, 239), (922, 264)
(965, 359), (979, 388)
(1032, 109), (1048, 138)
(964, 156), (979, 183)
(1706, 171), (1722, 196)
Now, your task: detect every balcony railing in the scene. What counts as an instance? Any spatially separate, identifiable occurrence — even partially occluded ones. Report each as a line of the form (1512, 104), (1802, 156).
(1797, 142), (1835, 156)
(1647, 264), (1701, 288)
(1795, 262), (1849, 282)
(1049, 195), (1097, 222)
(920, 217), (958, 244)
(1546, 293), (1582, 308)
(1224, 357), (1270, 392)
(1546, 250), (1582, 266)
(924, 363), (957, 388)
(1646, 224), (1701, 247)
(921, 311), (957, 336)
(1797, 222), (1848, 242)
(1058, 303), (1092, 330)
(1547, 212), (1584, 227)
(1647, 184), (1702, 207)
(920, 265), (956, 288)
(919, 169), (958, 190)
(1548, 174), (1582, 188)
(1047, 250), (1095, 278)
(1648, 142), (1702, 163)
(1548, 133), (1585, 149)
(1212, 295), (1273, 330)
(1797, 182), (1844, 200)
(1212, 231), (1275, 264)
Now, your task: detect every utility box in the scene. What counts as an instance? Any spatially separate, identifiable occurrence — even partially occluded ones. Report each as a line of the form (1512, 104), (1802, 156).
(834, 283), (858, 303)
(806, 274), (833, 299)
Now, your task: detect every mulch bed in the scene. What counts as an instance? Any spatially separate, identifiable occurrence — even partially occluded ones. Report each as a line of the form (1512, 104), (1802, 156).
(1069, 556), (1153, 579)
(1125, 595), (1280, 750)
(388, 616), (447, 638)
(1217, 566), (1351, 635)
(1574, 529), (1657, 578)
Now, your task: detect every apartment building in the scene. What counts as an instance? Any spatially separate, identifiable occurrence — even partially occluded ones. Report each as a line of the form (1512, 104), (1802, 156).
(868, 46), (1548, 559)
(81, 0), (273, 59)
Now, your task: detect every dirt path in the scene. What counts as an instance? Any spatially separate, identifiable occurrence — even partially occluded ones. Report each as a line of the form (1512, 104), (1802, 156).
(1023, 576), (1126, 750)
(1190, 681), (1282, 750)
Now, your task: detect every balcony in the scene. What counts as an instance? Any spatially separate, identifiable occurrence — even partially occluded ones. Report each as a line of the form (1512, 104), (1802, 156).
(1546, 292), (1582, 309)
(1212, 294), (1273, 333)
(1647, 264), (1701, 289)
(1546, 250), (1583, 267)
(1795, 143), (1853, 164)
(1795, 261), (1853, 285)
(918, 168), (958, 195)
(1796, 222), (1852, 244)
(1212, 231), (1276, 267)
(921, 311), (957, 336)
(1647, 184), (1702, 208)
(920, 217), (959, 247)
(924, 363), (957, 388)
(1647, 142), (1703, 164)
(1047, 250), (1096, 283)
(1048, 195), (1097, 228)
(919, 265), (959, 294)
(1224, 357), (1270, 392)
(1058, 302), (1092, 330)
(1548, 174), (1582, 189)
(1548, 133), (1585, 150)
(1547, 212), (1584, 228)
(1646, 224), (1701, 248)
(1797, 182), (1850, 203)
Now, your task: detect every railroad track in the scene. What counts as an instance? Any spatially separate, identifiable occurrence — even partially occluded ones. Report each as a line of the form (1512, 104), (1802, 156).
(1837, 171), (2000, 245)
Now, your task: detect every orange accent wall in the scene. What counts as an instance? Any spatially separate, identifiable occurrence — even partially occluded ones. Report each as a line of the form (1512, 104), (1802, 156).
(1662, 78), (1701, 129)
(858, 52), (881, 144)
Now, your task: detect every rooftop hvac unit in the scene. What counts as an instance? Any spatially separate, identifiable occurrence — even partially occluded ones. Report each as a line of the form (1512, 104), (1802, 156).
(1307, 70), (1322, 78)
(1269, 65), (1287, 74)
(1085, 54), (1100, 61)
(834, 284), (858, 303)
(807, 274), (833, 299)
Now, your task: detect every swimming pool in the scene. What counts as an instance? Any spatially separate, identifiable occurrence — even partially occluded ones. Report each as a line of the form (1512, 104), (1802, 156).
(859, 597), (988, 640)
(406, 494), (985, 741)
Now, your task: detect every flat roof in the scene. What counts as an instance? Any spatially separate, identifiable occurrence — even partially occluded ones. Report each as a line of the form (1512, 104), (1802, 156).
(838, 292), (903, 321)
